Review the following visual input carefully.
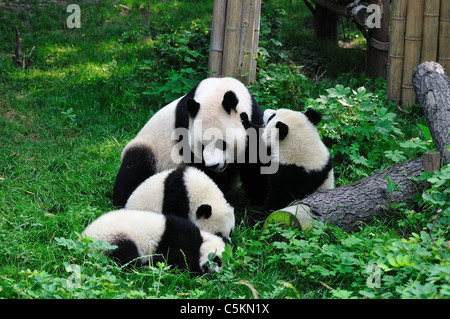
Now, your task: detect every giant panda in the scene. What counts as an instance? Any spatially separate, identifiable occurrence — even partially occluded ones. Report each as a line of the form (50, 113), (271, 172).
(241, 108), (334, 225)
(113, 77), (264, 208)
(82, 209), (230, 274)
(125, 166), (235, 239)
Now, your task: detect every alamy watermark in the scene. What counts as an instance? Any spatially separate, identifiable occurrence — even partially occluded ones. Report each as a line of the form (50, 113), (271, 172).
(66, 4), (81, 29)
(170, 122), (280, 175)
(365, 264), (381, 289)
(66, 263), (82, 288)
(366, 4), (382, 29)
(65, 3), (383, 30)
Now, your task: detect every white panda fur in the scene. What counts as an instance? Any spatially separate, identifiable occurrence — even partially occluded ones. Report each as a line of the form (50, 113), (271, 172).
(113, 77), (264, 208)
(125, 166), (235, 238)
(263, 108), (334, 186)
(242, 108), (334, 224)
(82, 209), (229, 274)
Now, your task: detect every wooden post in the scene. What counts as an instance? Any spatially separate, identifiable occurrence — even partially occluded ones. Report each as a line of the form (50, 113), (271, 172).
(208, 0), (227, 77)
(401, 0), (425, 109)
(421, 0), (440, 63)
(387, 0), (408, 104)
(438, 0), (450, 72)
(423, 151), (441, 188)
(367, 0), (390, 79)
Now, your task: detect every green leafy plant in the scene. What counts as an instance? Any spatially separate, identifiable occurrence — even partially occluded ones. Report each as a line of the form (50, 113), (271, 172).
(307, 84), (429, 184)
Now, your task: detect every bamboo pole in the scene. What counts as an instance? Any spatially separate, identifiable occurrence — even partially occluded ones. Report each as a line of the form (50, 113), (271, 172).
(238, 0), (258, 84)
(222, 0), (242, 77)
(249, 0), (261, 84)
(208, 0), (227, 77)
(421, 0), (440, 63)
(387, 0), (408, 104)
(401, 0), (425, 109)
(438, 0), (450, 72)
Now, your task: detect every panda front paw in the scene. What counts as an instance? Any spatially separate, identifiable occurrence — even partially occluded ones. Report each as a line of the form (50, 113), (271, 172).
(240, 112), (251, 129)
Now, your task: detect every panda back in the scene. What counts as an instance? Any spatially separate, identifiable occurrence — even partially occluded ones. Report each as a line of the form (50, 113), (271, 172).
(125, 169), (174, 213)
(82, 210), (166, 262)
(123, 98), (183, 173)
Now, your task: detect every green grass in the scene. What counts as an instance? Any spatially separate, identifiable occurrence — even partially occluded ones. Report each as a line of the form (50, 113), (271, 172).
(1, 0), (448, 300)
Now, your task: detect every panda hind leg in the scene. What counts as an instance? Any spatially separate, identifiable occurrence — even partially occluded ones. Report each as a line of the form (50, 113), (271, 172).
(112, 145), (156, 208)
(108, 237), (143, 268)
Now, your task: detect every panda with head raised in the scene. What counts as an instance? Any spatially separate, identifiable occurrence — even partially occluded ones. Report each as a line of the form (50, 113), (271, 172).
(241, 108), (334, 225)
(125, 166), (235, 239)
(82, 209), (229, 274)
(113, 77), (264, 208)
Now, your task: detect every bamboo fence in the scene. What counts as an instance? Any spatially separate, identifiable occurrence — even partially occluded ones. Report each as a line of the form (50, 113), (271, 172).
(438, 0), (450, 73)
(387, 0), (449, 109)
(208, 0), (261, 85)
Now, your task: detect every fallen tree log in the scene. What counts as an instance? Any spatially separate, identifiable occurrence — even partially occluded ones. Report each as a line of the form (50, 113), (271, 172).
(283, 158), (424, 231)
(278, 62), (450, 231)
(412, 61), (450, 163)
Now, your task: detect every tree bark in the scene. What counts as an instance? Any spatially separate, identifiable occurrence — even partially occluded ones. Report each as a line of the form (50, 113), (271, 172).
(285, 158), (424, 231)
(412, 62), (450, 163)
(278, 62), (450, 231)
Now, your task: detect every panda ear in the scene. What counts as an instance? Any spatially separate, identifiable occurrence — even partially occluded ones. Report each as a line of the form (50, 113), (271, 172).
(186, 98), (200, 118)
(304, 109), (322, 125)
(196, 204), (212, 219)
(276, 121), (289, 140)
(222, 91), (239, 114)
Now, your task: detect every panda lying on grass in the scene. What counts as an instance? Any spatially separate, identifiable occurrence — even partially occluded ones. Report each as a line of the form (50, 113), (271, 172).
(82, 209), (230, 274)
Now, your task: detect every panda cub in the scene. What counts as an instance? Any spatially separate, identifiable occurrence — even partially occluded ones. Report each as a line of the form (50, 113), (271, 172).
(242, 108), (334, 224)
(82, 209), (229, 274)
(125, 166), (235, 239)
